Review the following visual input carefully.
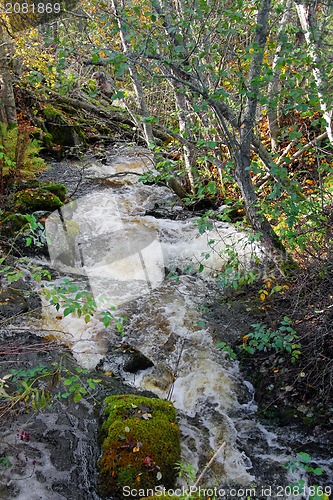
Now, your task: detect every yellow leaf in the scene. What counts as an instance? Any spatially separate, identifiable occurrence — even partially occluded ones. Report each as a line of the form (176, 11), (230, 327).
(133, 446), (140, 453)
(260, 293), (266, 301)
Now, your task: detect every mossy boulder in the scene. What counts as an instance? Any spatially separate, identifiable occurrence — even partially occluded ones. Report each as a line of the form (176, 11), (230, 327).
(0, 213), (28, 237)
(42, 105), (84, 147)
(14, 181), (67, 202)
(98, 394), (181, 499)
(42, 183), (67, 202)
(13, 188), (63, 213)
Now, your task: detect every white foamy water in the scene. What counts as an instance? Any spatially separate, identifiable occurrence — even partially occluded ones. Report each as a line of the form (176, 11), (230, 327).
(39, 151), (332, 493)
(115, 277), (256, 485)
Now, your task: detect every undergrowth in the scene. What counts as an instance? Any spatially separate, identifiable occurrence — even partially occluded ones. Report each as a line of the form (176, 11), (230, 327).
(0, 122), (46, 199)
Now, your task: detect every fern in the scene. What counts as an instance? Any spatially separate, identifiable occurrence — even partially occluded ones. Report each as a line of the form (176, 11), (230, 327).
(0, 122), (47, 194)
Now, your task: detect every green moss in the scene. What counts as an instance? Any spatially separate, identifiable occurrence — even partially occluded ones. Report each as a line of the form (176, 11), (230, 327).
(42, 105), (84, 147)
(13, 188), (63, 213)
(42, 105), (66, 123)
(0, 213), (28, 237)
(98, 394), (181, 499)
(42, 183), (67, 202)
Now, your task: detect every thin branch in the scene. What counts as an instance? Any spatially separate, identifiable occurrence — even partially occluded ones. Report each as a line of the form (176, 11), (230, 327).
(278, 131), (328, 166)
(193, 442), (226, 487)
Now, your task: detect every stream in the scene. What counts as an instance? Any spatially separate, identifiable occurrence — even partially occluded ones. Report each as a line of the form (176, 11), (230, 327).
(2, 146), (332, 499)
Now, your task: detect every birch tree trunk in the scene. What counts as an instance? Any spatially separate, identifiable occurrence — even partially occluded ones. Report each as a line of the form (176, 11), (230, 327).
(267, 0), (293, 151)
(236, 0), (287, 260)
(109, 0), (154, 146)
(151, 0), (198, 193)
(174, 89), (196, 193)
(294, 1), (333, 145)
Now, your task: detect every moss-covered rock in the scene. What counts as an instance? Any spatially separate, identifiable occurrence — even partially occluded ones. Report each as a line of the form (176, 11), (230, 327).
(0, 213), (28, 237)
(42, 183), (67, 202)
(14, 181), (67, 202)
(13, 188), (63, 213)
(42, 105), (84, 147)
(98, 394), (181, 499)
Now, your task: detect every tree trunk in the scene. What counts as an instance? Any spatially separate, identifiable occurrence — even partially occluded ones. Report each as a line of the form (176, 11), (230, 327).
(294, 1), (333, 145)
(0, 24), (17, 126)
(109, 0), (154, 146)
(173, 89), (196, 193)
(236, 0), (288, 260)
(267, 0), (293, 151)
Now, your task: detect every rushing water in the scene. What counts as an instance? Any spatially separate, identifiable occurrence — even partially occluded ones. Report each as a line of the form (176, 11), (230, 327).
(38, 148), (332, 498)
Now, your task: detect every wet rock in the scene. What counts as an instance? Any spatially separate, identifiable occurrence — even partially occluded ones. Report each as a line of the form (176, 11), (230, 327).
(0, 287), (28, 318)
(97, 344), (154, 378)
(0, 267), (42, 320)
(0, 330), (152, 499)
(123, 350), (154, 373)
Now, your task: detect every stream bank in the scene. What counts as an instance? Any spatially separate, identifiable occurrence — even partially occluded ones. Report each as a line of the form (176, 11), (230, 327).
(1, 145), (332, 498)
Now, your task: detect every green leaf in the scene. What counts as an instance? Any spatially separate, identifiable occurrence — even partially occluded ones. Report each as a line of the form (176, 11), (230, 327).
(63, 306), (75, 316)
(206, 181), (217, 194)
(297, 452), (311, 464)
(0, 457), (12, 469)
(111, 90), (125, 101)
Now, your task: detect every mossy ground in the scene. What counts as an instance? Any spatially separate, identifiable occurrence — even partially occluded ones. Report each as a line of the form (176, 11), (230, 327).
(98, 394), (181, 499)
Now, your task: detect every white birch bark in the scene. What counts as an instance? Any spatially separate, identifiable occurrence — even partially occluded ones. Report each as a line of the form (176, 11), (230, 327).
(294, 2), (333, 145)
(152, 0), (197, 193)
(109, 0), (154, 146)
(174, 90), (196, 193)
(267, 0), (293, 151)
